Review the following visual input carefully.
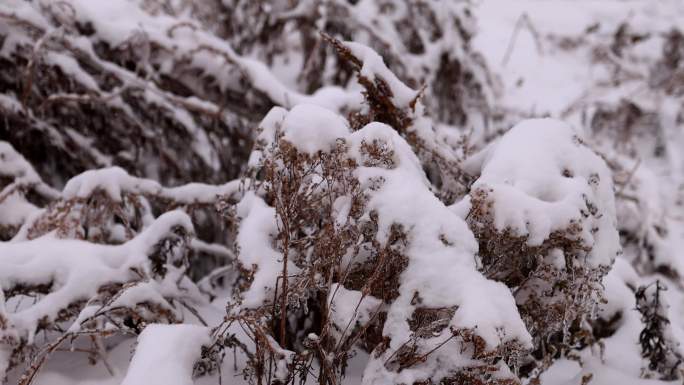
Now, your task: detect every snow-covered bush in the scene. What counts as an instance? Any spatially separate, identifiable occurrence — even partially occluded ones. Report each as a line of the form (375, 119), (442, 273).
(634, 281), (683, 379)
(222, 101), (531, 385)
(0, 210), (198, 381)
(517, 8), (684, 286)
(464, 119), (620, 376)
(4, 1), (684, 385)
(0, 162), (243, 382)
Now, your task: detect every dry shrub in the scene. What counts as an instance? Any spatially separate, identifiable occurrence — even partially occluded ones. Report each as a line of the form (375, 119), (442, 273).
(1, 215), (196, 382)
(635, 281), (683, 380)
(650, 29), (684, 95)
(222, 132), (397, 384)
(468, 185), (609, 378)
(216, 102), (532, 384)
(590, 100), (664, 157)
(26, 189), (150, 243)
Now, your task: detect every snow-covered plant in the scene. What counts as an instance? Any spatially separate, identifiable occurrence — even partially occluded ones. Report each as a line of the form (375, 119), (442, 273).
(463, 119), (620, 376)
(192, 0), (494, 127)
(0, 142), (59, 241)
(0, 210), (200, 382)
(6, 1), (684, 385)
(219, 93), (532, 384)
(635, 281), (683, 380)
(323, 35), (476, 203)
(22, 168), (158, 244)
(1, 0), (495, 193)
(0, 163), (246, 383)
(533, 13), (684, 289)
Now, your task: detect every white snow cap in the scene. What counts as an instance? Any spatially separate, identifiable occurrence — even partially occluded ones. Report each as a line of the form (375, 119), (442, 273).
(121, 324), (210, 385)
(281, 104), (350, 155)
(344, 41), (419, 107)
(63, 166), (162, 201)
(61, 166), (242, 204)
(468, 118), (620, 267)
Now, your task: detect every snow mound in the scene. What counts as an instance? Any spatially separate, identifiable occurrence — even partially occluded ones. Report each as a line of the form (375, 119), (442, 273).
(282, 104), (350, 155)
(121, 324), (210, 385)
(467, 118), (620, 267)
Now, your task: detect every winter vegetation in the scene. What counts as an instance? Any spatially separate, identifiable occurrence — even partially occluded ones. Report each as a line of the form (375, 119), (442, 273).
(1, 1), (684, 385)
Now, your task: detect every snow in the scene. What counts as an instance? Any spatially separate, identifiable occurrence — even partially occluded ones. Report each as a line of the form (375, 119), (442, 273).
(282, 104), (350, 155)
(233, 191), (293, 308)
(344, 41), (419, 107)
(0, 210), (193, 343)
(467, 118), (620, 267)
(161, 180), (243, 204)
(62, 166), (243, 204)
(328, 284), (382, 335)
(63, 167), (162, 201)
(121, 324), (210, 385)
